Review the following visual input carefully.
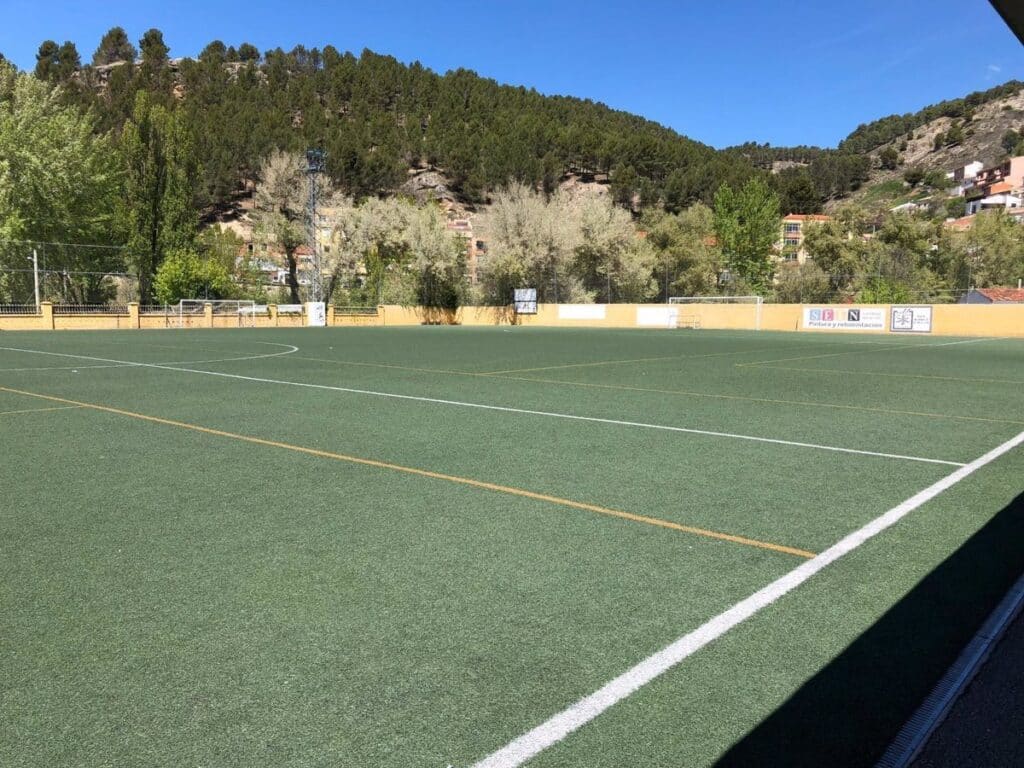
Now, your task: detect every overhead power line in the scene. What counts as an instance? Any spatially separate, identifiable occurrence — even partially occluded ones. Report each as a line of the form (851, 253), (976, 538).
(0, 239), (126, 250)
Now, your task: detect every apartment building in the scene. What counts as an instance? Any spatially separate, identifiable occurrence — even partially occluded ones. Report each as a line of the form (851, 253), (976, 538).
(778, 214), (830, 263)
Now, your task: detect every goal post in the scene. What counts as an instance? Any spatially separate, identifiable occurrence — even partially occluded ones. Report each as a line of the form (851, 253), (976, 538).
(177, 299), (258, 328)
(666, 295), (764, 331)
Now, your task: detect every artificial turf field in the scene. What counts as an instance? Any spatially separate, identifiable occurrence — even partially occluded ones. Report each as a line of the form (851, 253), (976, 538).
(1, 326), (1023, 768)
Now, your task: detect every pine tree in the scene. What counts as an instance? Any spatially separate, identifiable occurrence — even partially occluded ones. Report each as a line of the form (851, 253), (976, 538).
(93, 26), (137, 65)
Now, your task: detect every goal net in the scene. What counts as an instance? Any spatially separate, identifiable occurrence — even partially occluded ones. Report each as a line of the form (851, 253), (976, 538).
(177, 299), (258, 328)
(666, 295), (763, 330)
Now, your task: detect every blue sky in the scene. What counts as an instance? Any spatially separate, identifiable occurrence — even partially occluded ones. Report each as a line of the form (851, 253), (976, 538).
(1, 0), (1021, 148)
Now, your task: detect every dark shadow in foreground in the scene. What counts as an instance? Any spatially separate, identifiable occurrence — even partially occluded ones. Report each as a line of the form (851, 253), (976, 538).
(716, 491), (1024, 768)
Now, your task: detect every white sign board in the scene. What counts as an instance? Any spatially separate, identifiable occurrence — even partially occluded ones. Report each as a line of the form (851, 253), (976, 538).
(278, 304), (303, 315)
(890, 305), (933, 333)
(305, 301), (326, 327)
(513, 288), (538, 314)
(636, 306), (679, 327)
(802, 307), (885, 331)
(557, 304), (606, 320)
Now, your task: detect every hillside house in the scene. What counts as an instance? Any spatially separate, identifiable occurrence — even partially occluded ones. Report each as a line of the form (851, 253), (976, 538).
(958, 287), (1024, 304)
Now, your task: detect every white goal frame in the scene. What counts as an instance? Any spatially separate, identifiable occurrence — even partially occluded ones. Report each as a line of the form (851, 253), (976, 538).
(666, 295), (763, 331)
(177, 299), (258, 328)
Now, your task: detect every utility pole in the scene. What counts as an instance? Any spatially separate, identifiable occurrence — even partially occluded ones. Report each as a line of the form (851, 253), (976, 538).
(306, 149), (326, 304)
(29, 249), (40, 310)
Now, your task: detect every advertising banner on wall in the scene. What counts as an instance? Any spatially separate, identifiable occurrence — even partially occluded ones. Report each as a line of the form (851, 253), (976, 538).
(636, 306), (680, 327)
(802, 307), (885, 331)
(558, 304), (606, 320)
(306, 302), (326, 327)
(890, 305), (933, 333)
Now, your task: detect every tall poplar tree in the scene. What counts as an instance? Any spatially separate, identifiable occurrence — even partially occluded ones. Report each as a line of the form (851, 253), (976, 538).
(117, 92), (200, 302)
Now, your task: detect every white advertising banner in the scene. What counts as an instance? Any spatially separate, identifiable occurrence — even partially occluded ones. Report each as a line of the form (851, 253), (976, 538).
(802, 306), (885, 331)
(890, 305), (933, 333)
(305, 301), (326, 327)
(557, 304), (606, 320)
(636, 306), (679, 327)
(513, 288), (538, 314)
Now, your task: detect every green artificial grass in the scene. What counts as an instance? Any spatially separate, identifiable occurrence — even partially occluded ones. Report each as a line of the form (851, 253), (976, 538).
(1, 327), (1022, 767)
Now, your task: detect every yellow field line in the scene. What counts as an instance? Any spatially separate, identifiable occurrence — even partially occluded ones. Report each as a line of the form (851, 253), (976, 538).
(751, 364), (1024, 387)
(0, 384), (815, 560)
(293, 355), (1021, 426)
(0, 404), (83, 416)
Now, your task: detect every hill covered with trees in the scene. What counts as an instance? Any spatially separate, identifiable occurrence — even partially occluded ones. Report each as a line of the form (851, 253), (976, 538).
(33, 29), (757, 211)
(2, 27), (1022, 310)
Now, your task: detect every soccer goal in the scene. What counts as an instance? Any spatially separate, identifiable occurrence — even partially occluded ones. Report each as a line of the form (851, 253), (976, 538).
(177, 299), (259, 328)
(667, 295), (763, 331)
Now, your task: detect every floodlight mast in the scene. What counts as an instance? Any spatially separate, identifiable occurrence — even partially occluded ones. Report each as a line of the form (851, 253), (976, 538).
(306, 149), (326, 304)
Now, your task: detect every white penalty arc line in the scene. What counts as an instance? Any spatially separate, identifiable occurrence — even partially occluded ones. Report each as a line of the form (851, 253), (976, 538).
(0, 342), (300, 372)
(0, 345), (964, 467)
(470, 428), (1024, 768)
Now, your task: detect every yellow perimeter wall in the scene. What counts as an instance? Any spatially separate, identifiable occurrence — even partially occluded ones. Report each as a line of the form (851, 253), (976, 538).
(2, 301), (1021, 337)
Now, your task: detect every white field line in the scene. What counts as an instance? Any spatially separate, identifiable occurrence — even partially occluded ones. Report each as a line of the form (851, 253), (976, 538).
(470, 428), (1024, 768)
(0, 345), (964, 467)
(0, 342), (299, 372)
(926, 336), (1002, 347)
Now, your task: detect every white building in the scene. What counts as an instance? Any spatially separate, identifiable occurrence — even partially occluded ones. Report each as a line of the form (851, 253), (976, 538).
(965, 192), (1023, 215)
(947, 161), (984, 197)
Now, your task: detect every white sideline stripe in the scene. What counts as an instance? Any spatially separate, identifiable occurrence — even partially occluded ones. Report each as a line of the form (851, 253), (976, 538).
(470, 428), (1024, 768)
(0, 345), (965, 467)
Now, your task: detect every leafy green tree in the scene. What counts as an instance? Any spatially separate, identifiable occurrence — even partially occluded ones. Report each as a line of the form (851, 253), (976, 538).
(712, 176), (780, 293)
(117, 91), (201, 302)
(944, 123), (964, 146)
(34, 41), (60, 80)
(138, 28), (171, 93)
(0, 64), (120, 302)
(35, 40), (81, 82)
(478, 182), (586, 304)
(800, 206), (872, 293)
(92, 26), (137, 65)
(610, 163), (639, 209)
(878, 146), (899, 170)
(153, 247), (235, 303)
(573, 196), (655, 301)
(237, 43), (260, 62)
(922, 169), (951, 189)
(643, 203), (723, 299)
(772, 167), (823, 214)
(773, 262), (832, 303)
(404, 203), (468, 310)
(199, 40), (227, 65)
(903, 167), (925, 186)
(252, 149), (314, 303)
(947, 210), (1024, 288)
(1001, 130), (1020, 155)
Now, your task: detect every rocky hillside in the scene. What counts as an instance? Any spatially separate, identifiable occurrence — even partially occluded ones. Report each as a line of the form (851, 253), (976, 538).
(839, 85), (1024, 211)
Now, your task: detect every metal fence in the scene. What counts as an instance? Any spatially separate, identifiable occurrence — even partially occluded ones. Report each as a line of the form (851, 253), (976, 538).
(139, 304), (175, 316)
(0, 304), (39, 315)
(51, 304), (129, 315)
(334, 306), (378, 316)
